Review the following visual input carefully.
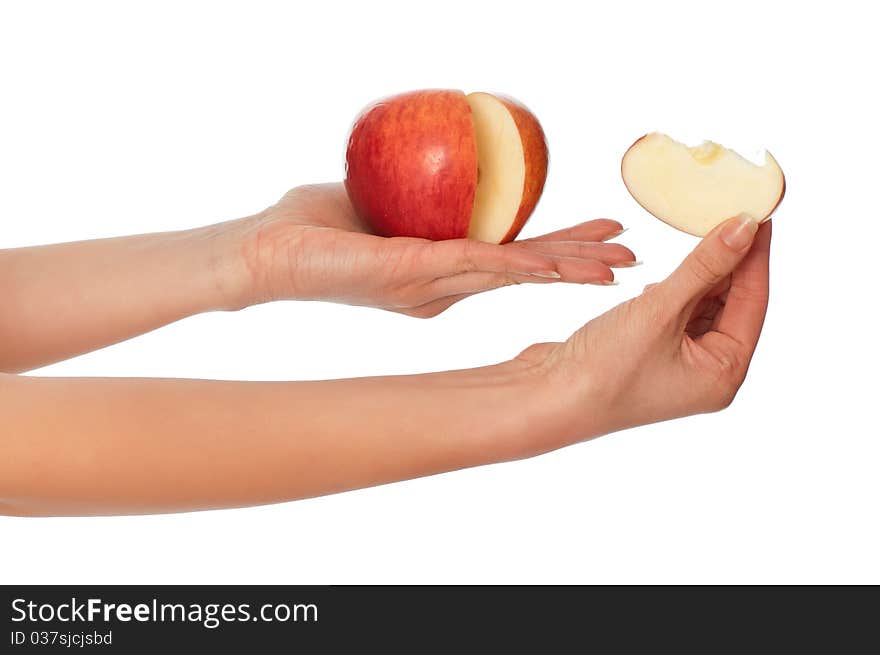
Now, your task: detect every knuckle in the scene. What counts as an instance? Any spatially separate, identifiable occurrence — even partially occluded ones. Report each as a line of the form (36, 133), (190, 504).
(688, 251), (723, 286)
(458, 241), (482, 272)
(634, 286), (674, 327)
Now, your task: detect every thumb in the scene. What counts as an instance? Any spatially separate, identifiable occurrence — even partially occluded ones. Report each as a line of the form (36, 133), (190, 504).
(661, 214), (760, 308)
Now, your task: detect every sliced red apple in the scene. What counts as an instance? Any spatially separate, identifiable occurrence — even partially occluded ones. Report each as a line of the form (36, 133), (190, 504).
(466, 92), (548, 243)
(621, 132), (785, 236)
(344, 89), (548, 243)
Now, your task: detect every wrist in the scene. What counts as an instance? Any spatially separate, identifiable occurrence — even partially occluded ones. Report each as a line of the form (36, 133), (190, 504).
(469, 355), (586, 464)
(197, 211), (273, 312)
(492, 345), (610, 459)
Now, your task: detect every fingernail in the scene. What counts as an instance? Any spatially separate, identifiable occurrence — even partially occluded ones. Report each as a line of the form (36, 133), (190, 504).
(529, 270), (562, 279)
(603, 227), (628, 241)
(721, 215), (759, 250)
(612, 259), (643, 268)
(590, 279), (618, 286)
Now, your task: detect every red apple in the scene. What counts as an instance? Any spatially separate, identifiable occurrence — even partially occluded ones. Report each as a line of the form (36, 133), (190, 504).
(344, 89), (548, 243)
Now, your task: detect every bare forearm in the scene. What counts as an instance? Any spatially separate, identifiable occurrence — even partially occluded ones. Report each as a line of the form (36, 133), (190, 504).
(0, 221), (248, 372)
(0, 362), (558, 516)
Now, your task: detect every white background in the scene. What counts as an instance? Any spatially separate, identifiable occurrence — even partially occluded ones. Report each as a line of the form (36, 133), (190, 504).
(1, 0), (877, 584)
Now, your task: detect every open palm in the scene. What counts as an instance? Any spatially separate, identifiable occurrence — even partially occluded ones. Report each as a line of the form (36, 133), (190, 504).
(242, 183), (638, 317)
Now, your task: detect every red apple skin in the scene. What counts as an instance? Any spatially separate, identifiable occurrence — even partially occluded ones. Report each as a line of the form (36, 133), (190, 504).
(345, 90), (478, 241)
(494, 96), (549, 243)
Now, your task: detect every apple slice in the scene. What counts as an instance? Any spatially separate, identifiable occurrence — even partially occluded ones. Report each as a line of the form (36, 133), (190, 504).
(466, 92), (548, 243)
(621, 132), (785, 236)
(344, 89), (548, 243)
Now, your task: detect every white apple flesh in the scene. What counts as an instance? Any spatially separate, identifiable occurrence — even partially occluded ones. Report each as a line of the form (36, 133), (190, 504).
(621, 132), (785, 236)
(467, 92), (528, 243)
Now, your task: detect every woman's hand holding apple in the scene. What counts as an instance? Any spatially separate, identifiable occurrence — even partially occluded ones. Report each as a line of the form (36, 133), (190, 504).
(225, 183), (637, 317)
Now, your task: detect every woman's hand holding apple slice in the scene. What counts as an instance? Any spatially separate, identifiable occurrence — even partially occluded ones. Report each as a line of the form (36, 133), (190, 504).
(491, 216), (771, 460)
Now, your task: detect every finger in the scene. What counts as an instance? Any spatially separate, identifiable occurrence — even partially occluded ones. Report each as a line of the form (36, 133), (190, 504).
(427, 272), (545, 298)
(706, 276), (732, 300)
(712, 220), (772, 351)
(428, 258), (614, 297)
(660, 215), (760, 312)
(645, 278), (730, 299)
(513, 240), (639, 267)
(521, 219), (625, 243)
(424, 239), (560, 279)
(553, 256), (616, 284)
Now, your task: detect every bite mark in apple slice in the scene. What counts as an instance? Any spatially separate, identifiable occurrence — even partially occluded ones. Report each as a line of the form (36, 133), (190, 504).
(621, 132), (785, 236)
